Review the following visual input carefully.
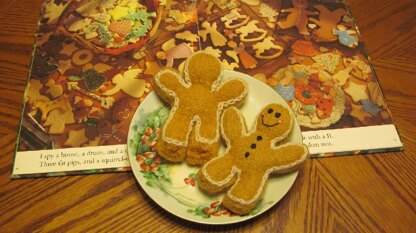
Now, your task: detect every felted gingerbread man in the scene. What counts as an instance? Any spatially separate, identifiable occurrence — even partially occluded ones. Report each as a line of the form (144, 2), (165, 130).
(198, 104), (308, 214)
(277, 0), (317, 35)
(153, 52), (248, 165)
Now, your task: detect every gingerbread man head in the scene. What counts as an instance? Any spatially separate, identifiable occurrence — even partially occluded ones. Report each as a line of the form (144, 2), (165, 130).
(186, 52), (222, 87)
(255, 103), (293, 141)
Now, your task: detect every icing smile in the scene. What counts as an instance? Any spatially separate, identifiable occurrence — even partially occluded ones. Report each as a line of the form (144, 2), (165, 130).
(261, 115), (283, 127)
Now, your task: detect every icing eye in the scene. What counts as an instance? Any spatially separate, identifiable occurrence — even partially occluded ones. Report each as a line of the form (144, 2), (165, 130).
(245, 152), (250, 158)
(257, 135), (262, 141)
(267, 108), (273, 114)
(251, 143), (256, 149)
(275, 112), (281, 118)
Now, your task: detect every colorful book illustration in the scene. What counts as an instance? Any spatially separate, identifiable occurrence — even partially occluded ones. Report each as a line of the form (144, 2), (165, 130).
(12, 0), (402, 178)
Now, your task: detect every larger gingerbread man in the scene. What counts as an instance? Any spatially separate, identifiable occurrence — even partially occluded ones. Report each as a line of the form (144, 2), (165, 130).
(198, 104), (308, 214)
(153, 52), (248, 165)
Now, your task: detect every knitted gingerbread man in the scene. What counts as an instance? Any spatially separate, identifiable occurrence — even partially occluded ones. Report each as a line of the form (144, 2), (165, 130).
(153, 52), (248, 165)
(198, 104), (308, 214)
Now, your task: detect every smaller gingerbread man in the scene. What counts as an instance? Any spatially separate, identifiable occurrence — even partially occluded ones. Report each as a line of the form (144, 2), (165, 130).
(198, 104), (308, 214)
(153, 52), (248, 165)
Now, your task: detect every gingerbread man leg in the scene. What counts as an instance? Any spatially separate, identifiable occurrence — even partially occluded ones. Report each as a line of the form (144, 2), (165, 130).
(158, 108), (194, 162)
(186, 112), (220, 164)
(196, 113), (218, 142)
(157, 139), (187, 162)
(296, 16), (310, 35)
(277, 18), (296, 30)
(186, 128), (220, 165)
(163, 108), (194, 144)
(197, 155), (236, 193)
(223, 171), (265, 215)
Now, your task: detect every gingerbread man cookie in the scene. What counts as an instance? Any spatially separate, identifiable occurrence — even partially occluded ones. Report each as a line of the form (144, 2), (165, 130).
(277, 0), (317, 36)
(309, 5), (347, 42)
(198, 104), (308, 214)
(153, 52), (248, 165)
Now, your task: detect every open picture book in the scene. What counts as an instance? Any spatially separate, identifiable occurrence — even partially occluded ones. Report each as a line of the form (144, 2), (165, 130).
(12, 0), (402, 178)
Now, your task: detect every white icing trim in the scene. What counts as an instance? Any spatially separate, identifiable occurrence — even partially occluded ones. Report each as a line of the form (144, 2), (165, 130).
(202, 164), (241, 188)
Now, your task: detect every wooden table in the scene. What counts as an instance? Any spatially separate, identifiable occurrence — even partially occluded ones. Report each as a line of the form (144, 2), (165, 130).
(0, 0), (415, 232)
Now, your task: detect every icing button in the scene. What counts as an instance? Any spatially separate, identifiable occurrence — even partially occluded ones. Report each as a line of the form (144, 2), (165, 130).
(245, 152), (250, 158)
(257, 135), (263, 141)
(251, 143), (256, 149)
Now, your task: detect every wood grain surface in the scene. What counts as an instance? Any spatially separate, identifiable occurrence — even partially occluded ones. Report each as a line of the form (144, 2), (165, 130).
(0, 0), (415, 232)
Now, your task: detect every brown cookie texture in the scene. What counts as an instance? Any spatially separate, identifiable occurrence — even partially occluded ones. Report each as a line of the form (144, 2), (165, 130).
(198, 104), (309, 215)
(153, 52), (248, 165)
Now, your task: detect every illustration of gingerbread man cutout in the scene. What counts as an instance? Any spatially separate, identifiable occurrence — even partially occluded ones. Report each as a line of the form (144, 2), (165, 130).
(309, 4), (347, 42)
(198, 104), (308, 214)
(153, 52), (248, 165)
(277, 0), (317, 35)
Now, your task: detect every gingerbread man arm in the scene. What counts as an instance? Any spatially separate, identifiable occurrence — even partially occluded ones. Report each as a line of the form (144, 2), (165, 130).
(309, 5), (328, 26)
(221, 107), (247, 145)
(308, 17), (321, 25)
(153, 69), (187, 104)
(214, 79), (248, 106)
(265, 143), (308, 174)
(198, 155), (236, 193)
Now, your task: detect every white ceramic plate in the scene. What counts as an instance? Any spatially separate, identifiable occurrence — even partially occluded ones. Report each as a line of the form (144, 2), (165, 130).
(127, 70), (303, 224)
